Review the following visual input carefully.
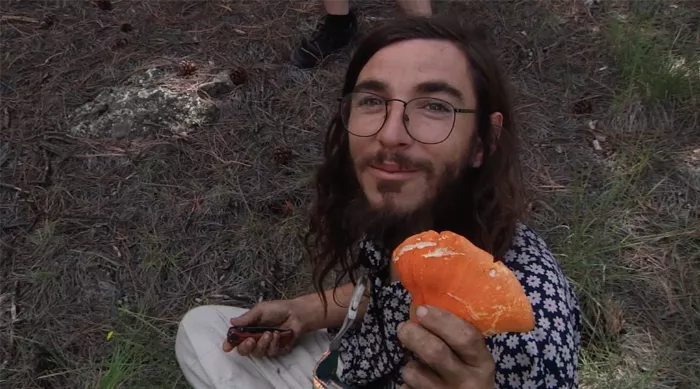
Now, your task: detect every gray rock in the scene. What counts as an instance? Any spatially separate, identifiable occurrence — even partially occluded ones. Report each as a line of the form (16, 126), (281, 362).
(125, 67), (167, 88)
(69, 85), (219, 138)
(197, 71), (235, 98)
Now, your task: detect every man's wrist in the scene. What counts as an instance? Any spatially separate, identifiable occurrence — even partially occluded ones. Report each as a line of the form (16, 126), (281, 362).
(291, 292), (325, 334)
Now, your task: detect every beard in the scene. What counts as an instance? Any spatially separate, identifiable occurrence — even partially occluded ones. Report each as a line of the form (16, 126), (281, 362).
(343, 153), (479, 254)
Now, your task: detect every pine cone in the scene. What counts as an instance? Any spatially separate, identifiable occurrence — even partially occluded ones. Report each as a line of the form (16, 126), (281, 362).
(272, 146), (294, 165)
(229, 67), (248, 85)
(40, 14), (55, 28)
(266, 200), (294, 217)
(179, 60), (198, 77)
(94, 0), (113, 11)
(572, 99), (593, 115)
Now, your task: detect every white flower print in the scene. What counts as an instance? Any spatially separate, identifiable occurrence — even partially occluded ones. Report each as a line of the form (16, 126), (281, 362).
(522, 379), (538, 389)
(389, 297), (398, 308)
(533, 327), (547, 342)
(515, 353), (529, 366)
(513, 269), (525, 280)
(526, 275), (541, 288)
(554, 317), (565, 331)
(526, 245), (540, 256)
(546, 270), (560, 285)
(508, 373), (521, 387)
(494, 333), (508, 342)
(529, 291), (542, 306)
(501, 355), (516, 369)
(543, 344), (557, 360)
(524, 227), (537, 240)
(503, 249), (518, 263)
(525, 341), (538, 356)
(551, 331), (562, 345)
(526, 263), (545, 275)
(543, 282), (556, 296)
(516, 252), (534, 265)
(543, 298), (558, 312)
(562, 346), (571, 361)
(506, 334), (520, 349)
(538, 316), (551, 330)
(367, 333), (376, 344)
(558, 300), (570, 315)
(491, 345), (503, 360)
(546, 374), (558, 388)
(496, 372), (506, 385)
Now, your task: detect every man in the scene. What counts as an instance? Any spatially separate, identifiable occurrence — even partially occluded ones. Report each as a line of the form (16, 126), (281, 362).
(175, 16), (582, 389)
(291, 0), (433, 69)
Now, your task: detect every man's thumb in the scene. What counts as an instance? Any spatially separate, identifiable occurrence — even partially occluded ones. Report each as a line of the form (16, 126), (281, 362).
(229, 308), (261, 326)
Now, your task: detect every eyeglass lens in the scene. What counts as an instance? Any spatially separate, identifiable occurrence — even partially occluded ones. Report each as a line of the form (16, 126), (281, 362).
(340, 92), (456, 144)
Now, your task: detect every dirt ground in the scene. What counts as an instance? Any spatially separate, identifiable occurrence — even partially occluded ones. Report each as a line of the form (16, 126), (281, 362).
(1, 0), (698, 388)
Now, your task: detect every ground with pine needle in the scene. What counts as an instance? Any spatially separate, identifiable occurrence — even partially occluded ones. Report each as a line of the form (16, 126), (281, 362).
(1, 1), (698, 388)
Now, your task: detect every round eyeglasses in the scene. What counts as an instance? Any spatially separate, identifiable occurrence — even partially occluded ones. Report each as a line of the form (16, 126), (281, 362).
(338, 92), (476, 145)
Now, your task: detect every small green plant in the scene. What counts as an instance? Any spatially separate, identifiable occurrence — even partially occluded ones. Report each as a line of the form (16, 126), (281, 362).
(608, 18), (698, 105)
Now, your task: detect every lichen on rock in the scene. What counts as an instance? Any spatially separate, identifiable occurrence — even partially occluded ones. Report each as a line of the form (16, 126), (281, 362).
(69, 69), (219, 139)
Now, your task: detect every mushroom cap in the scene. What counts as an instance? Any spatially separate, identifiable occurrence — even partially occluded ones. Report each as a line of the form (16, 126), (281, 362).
(393, 230), (535, 336)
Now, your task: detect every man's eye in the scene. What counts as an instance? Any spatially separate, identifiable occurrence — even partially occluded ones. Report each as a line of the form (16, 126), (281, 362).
(358, 97), (383, 106)
(425, 101), (451, 112)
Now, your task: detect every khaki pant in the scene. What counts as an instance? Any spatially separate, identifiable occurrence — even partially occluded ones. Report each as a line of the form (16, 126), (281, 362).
(175, 305), (331, 389)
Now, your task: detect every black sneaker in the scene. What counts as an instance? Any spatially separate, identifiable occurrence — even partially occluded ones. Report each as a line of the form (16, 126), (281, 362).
(290, 12), (358, 69)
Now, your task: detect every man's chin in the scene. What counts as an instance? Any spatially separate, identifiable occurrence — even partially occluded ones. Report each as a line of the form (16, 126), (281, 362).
(368, 194), (421, 216)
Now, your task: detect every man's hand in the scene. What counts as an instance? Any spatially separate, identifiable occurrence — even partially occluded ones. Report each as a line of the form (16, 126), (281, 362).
(397, 305), (496, 389)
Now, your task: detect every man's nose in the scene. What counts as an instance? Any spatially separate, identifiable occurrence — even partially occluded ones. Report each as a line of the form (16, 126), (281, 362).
(376, 101), (412, 148)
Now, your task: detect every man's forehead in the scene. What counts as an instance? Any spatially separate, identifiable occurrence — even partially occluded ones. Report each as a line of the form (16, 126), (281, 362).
(353, 78), (465, 102)
(355, 39), (473, 100)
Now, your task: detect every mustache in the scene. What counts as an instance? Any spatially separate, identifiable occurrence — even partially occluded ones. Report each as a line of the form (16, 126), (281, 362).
(358, 150), (434, 173)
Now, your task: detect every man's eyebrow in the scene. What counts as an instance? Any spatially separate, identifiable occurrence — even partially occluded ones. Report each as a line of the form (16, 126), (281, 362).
(414, 81), (464, 101)
(353, 79), (388, 93)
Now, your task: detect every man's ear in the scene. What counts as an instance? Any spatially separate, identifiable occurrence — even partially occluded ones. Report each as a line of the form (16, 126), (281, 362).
(489, 112), (503, 152)
(470, 112), (504, 168)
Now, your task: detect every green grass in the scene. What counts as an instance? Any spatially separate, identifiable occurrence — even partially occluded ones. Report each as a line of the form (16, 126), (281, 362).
(547, 129), (700, 388)
(607, 6), (699, 107)
(96, 306), (185, 389)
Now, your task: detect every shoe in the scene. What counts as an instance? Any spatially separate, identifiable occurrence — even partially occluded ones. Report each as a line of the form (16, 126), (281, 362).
(290, 11), (358, 69)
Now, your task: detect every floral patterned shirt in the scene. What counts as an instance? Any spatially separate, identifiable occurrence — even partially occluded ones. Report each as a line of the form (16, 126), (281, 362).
(327, 223), (582, 389)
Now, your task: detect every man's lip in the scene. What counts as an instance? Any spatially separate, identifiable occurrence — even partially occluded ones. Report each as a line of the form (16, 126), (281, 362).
(370, 164), (417, 173)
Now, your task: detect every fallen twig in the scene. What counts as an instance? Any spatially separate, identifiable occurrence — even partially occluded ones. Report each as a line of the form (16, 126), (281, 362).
(0, 182), (30, 195)
(2, 107), (10, 129)
(2, 281), (19, 367)
(1, 15), (39, 24)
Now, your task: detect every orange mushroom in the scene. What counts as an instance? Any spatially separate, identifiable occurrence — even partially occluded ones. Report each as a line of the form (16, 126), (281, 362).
(392, 230), (535, 336)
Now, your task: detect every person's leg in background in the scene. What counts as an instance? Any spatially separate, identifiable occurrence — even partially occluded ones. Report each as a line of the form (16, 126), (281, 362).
(290, 0), (434, 69)
(290, 0), (357, 69)
(397, 0), (432, 17)
(175, 305), (330, 389)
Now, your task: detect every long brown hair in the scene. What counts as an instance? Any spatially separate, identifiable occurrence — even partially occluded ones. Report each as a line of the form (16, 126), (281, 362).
(304, 16), (527, 309)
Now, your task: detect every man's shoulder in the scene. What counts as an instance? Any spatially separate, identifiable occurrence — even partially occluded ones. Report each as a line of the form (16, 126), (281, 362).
(499, 222), (582, 338)
(501, 223), (565, 281)
(487, 223), (582, 389)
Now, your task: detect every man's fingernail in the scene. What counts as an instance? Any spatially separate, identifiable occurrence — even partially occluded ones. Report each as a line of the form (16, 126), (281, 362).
(416, 305), (428, 318)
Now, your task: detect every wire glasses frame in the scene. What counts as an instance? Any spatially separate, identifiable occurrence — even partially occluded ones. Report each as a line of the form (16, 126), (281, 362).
(337, 91), (476, 145)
